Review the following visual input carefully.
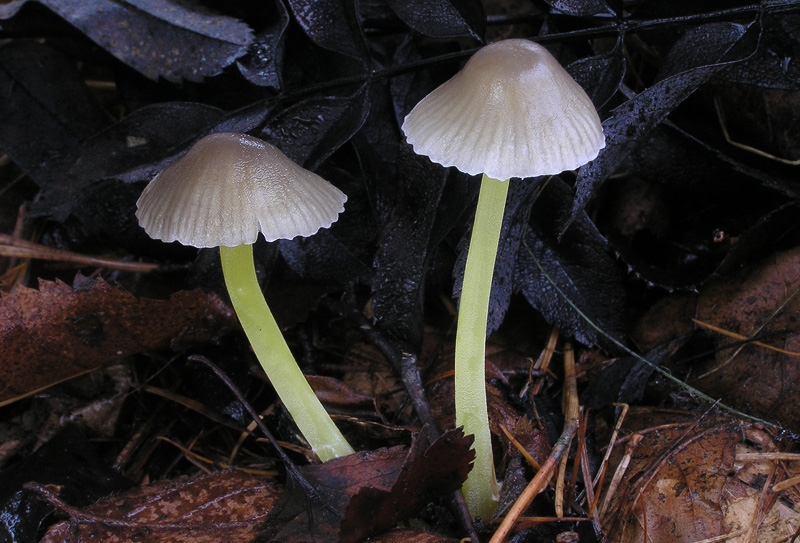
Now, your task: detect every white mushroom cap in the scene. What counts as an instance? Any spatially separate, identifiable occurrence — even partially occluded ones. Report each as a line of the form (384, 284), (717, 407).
(135, 133), (347, 248)
(401, 39), (605, 180)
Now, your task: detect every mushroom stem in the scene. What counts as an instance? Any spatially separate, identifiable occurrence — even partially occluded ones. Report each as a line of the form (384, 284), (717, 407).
(220, 244), (355, 462)
(455, 173), (509, 519)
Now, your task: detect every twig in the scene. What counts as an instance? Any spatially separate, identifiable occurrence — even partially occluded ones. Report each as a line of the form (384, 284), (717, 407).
(589, 403), (628, 515)
(578, 417), (603, 534)
(556, 343), (580, 517)
(187, 356), (300, 476)
(598, 433), (642, 518)
(500, 425), (541, 470)
(0, 233), (158, 273)
(528, 327), (558, 396)
(489, 418), (580, 543)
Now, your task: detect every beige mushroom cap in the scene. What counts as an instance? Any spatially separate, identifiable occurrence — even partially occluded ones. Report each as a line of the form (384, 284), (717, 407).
(401, 39), (605, 180)
(135, 132), (347, 248)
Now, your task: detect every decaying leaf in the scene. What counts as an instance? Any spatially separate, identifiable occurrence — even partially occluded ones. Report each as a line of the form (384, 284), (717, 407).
(691, 245), (800, 430)
(264, 426), (474, 542)
(601, 409), (799, 543)
(37, 467), (459, 543)
(0, 427), (132, 543)
(0, 275), (235, 406)
(369, 527), (458, 543)
(40, 469), (280, 543)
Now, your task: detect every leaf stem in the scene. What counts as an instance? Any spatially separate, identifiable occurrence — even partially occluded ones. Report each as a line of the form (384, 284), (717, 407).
(219, 244), (354, 462)
(455, 174), (510, 519)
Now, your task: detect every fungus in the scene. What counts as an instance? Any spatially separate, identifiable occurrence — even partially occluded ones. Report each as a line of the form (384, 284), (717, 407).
(402, 39), (605, 518)
(136, 132), (354, 462)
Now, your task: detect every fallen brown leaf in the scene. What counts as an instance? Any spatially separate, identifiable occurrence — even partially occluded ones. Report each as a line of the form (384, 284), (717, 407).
(0, 275), (235, 406)
(370, 527), (458, 543)
(601, 408), (798, 543)
(692, 245), (800, 430)
(40, 469), (280, 543)
(264, 426), (474, 543)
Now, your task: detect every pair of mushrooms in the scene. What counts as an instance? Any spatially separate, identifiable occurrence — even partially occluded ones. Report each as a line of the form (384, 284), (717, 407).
(136, 39), (604, 519)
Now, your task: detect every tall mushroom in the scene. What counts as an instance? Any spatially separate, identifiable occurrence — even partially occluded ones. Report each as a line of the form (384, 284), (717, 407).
(402, 39), (605, 518)
(136, 132), (354, 462)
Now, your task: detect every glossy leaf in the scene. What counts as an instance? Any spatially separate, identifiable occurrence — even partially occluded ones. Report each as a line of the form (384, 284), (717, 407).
(0, 0), (253, 82)
(517, 179), (627, 351)
(385, 0), (485, 39)
(0, 41), (108, 199)
(261, 86), (371, 171)
(286, 0), (366, 61)
(568, 21), (757, 230)
(236, 0), (290, 89)
(542, 0), (610, 16)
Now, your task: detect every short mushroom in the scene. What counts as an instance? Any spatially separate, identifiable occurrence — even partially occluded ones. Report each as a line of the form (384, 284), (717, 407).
(402, 39), (605, 518)
(136, 132), (354, 462)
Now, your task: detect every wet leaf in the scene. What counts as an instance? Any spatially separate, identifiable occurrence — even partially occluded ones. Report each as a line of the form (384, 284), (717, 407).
(285, 0), (366, 61)
(384, 0), (485, 39)
(261, 86), (371, 171)
(339, 428), (473, 542)
(0, 427), (131, 543)
(70, 102), (225, 184)
(569, 21), (757, 229)
(0, 0), (254, 83)
(264, 426), (474, 542)
(277, 207), (374, 286)
(566, 39), (625, 109)
(718, 13), (800, 90)
(40, 469), (280, 543)
(582, 337), (689, 410)
(0, 275), (235, 407)
(108, 102), (279, 186)
(516, 178), (627, 351)
(236, 0), (290, 89)
(602, 411), (797, 543)
(0, 40), (108, 199)
(690, 245), (800, 431)
(542, 0), (611, 17)
(372, 145), (447, 351)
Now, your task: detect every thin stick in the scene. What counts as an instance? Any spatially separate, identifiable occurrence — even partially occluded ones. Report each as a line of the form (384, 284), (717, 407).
(598, 433), (642, 518)
(578, 417), (603, 534)
(0, 233), (159, 273)
(556, 343), (580, 517)
(589, 403), (628, 516)
(489, 418), (579, 543)
(530, 327), (559, 396)
(500, 425), (541, 470)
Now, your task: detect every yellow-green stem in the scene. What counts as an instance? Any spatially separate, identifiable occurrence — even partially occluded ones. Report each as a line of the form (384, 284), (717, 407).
(455, 174), (510, 519)
(220, 244), (354, 462)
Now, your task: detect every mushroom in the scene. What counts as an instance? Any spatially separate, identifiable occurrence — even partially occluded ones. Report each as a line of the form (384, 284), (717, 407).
(402, 39), (605, 518)
(136, 132), (354, 462)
